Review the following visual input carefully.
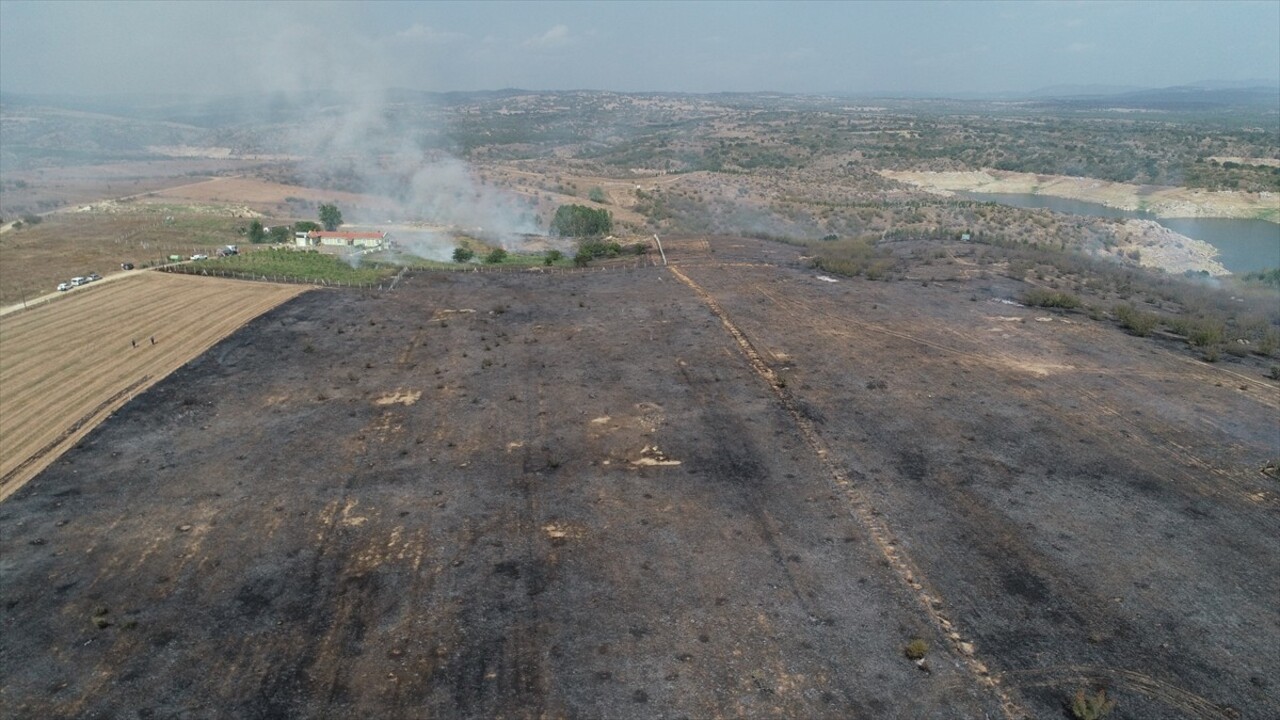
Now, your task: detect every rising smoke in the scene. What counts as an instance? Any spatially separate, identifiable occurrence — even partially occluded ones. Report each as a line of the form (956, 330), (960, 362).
(251, 23), (539, 256)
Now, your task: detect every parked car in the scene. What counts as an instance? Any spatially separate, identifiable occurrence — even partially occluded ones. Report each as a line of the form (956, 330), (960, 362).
(87, 273), (101, 282)
(121, 262), (134, 270)
(190, 253), (208, 261)
(57, 282), (72, 292)
(70, 276), (88, 286)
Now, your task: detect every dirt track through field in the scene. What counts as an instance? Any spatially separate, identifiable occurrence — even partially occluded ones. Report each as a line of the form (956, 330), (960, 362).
(668, 265), (1026, 718)
(0, 272), (306, 501)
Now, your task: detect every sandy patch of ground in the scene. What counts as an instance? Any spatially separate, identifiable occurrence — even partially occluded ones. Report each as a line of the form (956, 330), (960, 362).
(374, 390), (422, 406)
(880, 169), (1279, 222)
(1112, 219), (1230, 276)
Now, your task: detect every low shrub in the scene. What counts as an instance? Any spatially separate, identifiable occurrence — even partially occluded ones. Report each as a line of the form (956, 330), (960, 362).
(1113, 303), (1159, 336)
(1022, 288), (1081, 309)
(1186, 318), (1225, 348)
(903, 638), (928, 660)
(1069, 688), (1115, 720)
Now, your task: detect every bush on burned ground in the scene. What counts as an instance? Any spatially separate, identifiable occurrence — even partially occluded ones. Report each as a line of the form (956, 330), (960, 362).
(1113, 303), (1160, 336)
(809, 237), (900, 280)
(1069, 688), (1116, 720)
(1022, 288), (1081, 309)
(903, 638), (928, 660)
(1187, 318), (1225, 348)
(573, 239), (624, 266)
(580, 239), (622, 258)
(1166, 315), (1227, 346)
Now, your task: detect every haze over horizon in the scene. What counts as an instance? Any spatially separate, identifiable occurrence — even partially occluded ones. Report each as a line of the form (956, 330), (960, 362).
(1, 0), (1277, 100)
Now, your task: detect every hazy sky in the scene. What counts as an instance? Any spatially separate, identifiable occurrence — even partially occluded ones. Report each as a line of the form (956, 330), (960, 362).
(1, 0), (1277, 97)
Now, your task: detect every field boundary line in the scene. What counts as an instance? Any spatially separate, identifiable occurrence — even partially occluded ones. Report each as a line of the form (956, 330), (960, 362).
(0, 375), (151, 502)
(668, 264), (1027, 720)
(1, 275), (308, 503)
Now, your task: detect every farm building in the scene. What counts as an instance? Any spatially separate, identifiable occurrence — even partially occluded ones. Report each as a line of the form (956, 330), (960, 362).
(296, 231), (389, 249)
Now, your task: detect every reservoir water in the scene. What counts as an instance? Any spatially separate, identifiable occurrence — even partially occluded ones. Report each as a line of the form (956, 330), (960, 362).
(957, 192), (1280, 274)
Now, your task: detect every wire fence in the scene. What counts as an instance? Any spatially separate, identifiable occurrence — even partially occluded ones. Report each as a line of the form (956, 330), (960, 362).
(4, 255), (668, 316)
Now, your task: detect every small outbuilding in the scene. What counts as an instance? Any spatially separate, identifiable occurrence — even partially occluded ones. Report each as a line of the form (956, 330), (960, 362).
(299, 231), (388, 249)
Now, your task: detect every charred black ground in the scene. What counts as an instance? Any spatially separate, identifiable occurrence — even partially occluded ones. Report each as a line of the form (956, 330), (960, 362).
(2, 237), (1277, 719)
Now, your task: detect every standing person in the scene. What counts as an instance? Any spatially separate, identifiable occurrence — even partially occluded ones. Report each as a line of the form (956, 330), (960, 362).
(150, 336), (155, 345)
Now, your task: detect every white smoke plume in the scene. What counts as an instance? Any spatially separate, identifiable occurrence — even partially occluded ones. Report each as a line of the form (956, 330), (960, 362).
(249, 22), (539, 249)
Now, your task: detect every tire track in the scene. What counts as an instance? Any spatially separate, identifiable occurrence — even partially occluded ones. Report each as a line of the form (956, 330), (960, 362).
(1003, 665), (1236, 719)
(667, 264), (1028, 720)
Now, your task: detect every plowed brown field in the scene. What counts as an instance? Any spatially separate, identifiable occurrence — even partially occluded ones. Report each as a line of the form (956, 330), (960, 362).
(0, 272), (306, 500)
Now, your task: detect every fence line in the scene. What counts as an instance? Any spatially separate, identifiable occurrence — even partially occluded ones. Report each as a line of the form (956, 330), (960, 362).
(155, 254), (663, 288)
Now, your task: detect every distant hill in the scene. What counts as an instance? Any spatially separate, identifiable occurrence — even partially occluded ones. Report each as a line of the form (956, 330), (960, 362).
(1025, 84), (1147, 98)
(1025, 83), (1280, 111)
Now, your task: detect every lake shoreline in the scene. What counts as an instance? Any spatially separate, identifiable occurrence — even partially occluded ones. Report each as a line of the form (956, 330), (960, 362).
(881, 169), (1279, 223)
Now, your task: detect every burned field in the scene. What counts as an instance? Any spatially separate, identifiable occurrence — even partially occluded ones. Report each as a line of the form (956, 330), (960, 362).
(1, 237), (1277, 719)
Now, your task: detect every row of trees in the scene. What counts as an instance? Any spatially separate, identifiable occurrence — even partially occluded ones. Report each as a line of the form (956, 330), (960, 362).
(244, 204), (339, 244)
(246, 219), (325, 244)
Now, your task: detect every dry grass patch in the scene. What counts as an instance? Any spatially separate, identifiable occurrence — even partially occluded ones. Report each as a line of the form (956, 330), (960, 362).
(0, 272), (306, 501)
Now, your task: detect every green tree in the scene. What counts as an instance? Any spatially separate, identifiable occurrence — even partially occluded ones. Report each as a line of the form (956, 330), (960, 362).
(452, 247), (475, 263)
(484, 248), (508, 264)
(248, 220), (266, 243)
(544, 249), (563, 266)
(318, 203), (343, 231)
(588, 186), (607, 203)
(293, 220), (321, 233)
(550, 204), (612, 237)
(269, 225), (291, 243)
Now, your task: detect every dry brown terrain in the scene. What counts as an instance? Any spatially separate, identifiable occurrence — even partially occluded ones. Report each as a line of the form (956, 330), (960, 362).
(880, 169), (1280, 221)
(151, 176), (399, 216)
(0, 209), (267, 305)
(1, 237), (1276, 719)
(0, 159), (266, 218)
(0, 272), (306, 501)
